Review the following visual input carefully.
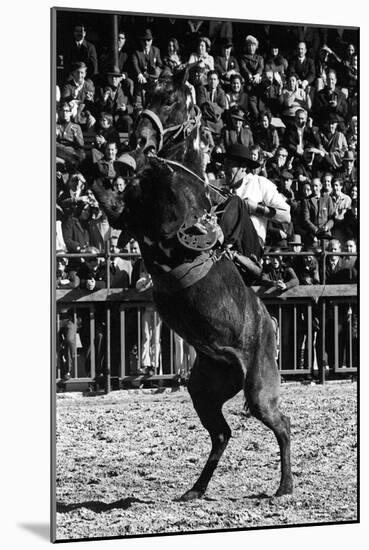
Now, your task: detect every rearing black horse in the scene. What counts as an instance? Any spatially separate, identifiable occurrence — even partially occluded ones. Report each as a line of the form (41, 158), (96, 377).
(92, 70), (293, 500)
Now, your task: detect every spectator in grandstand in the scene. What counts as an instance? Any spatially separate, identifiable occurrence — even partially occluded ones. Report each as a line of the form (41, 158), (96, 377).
(346, 115), (358, 153)
(315, 44), (341, 92)
(239, 35), (264, 121)
(163, 38), (184, 72)
(132, 28), (164, 105)
(62, 201), (92, 254)
(283, 109), (322, 165)
(321, 171), (334, 195)
(253, 111), (279, 161)
(214, 39), (239, 88)
(188, 36), (215, 75)
(339, 150), (357, 189)
(342, 199), (358, 241)
(56, 251), (80, 290)
(61, 62), (96, 129)
(130, 241), (162, 375)
(342, 238), (357, 272)
(58, 171), (88, 215)
(97, 67), (134, 133)
(260, 248), (299, 290)
(88, 201), (112, 254)
(323, 239), (343, 284)
(264, 43), (289, 82)
(61, 61), (94, 104)
(221, 108), (254, 149)
(331, 177), (352, 221)
(109, 234), (132, 289)
(280, 73), (312, 125)
(302, 177), (335, 246)
(294, 247), (320, 286)
(318, 113), (348, 171)
(260, 249), (299, 370)
(265, 146), (290, 183)
(91, 112), (121, 161)
(200, 101), (224, 140)
(77, 247), (106, 290)
(93, 141), (123, 182)
(226, 73), (253, 116)
(56, 102), (85, 169)
(313, 69), (348, 125)
(63, 23), (98, 79)
(291, 180), (312, 242)
(256, 70), (283, 117)
(239, 35), (264, 89)
(200, 70), (228, 111)
(287, 41), (316, 91)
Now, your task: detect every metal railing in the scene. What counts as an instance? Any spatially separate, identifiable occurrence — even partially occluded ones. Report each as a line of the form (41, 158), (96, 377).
(55, 248), (357, 392)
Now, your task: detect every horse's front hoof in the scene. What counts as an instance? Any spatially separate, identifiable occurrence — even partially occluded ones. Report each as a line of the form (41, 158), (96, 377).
(178, 488), (205, 502)
(275, 480), (293, 497)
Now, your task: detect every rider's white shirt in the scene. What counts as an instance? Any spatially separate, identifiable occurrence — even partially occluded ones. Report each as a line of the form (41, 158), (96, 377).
(235, 173), (291, 244)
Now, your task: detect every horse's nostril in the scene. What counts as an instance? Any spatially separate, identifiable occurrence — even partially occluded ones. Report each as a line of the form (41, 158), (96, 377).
(138, 137), (146, 148)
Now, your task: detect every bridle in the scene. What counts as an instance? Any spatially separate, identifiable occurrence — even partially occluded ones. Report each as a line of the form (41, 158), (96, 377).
(136, 103), (202, 154)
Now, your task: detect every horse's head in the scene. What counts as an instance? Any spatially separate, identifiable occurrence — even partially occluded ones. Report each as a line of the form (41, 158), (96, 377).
(123, 158), (212, 245)
(134, 68), (197, 156)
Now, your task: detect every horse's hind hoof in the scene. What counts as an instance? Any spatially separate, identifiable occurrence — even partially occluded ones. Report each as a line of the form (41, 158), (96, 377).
(275, 481), (293, 497)
(178, 488), (205, 502)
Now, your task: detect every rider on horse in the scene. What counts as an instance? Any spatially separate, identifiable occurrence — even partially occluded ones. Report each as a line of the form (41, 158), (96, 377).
(213, 143), (291, 284)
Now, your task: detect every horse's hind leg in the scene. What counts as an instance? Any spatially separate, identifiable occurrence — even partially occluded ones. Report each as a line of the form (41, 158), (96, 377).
(245, 359), (293, 497)
(180, 355), (243, 501)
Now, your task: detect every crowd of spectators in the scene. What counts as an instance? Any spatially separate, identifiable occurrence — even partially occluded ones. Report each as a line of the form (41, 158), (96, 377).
(55, 16), (358, 381)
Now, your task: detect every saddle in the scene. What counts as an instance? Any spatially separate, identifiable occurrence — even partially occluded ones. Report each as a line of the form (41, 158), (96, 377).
(177, 211), (223, 252)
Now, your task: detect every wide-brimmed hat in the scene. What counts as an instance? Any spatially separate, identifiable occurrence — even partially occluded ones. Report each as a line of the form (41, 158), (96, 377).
(117, 153), (137, 171)
(288, 234), (303, 246)
(140, 28), (153, 40)
(230, 108), (245, 121)
(326, 112), (341, 123)
(213, 143), (261, 168)
(106, 66), (123, 77)
(281, 169), (294, 179)
(343, 150), (356, 161)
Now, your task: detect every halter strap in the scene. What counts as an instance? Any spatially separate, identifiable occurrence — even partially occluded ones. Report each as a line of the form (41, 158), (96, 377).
(138, 104), (202, 154)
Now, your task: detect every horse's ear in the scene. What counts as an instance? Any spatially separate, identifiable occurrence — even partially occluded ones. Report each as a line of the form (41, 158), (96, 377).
(172, 66), (189, 89)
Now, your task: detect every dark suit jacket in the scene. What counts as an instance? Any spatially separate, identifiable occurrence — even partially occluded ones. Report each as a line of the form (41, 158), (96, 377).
(313, 87), (348, 123)
(214, 55), (239, 76)
(288, 56), (316, 84)
(65, 40), (98, 77)
(62, 216), (90, 252)
(302, 194), (335, 235)
(283, 124), (321, 157)
(222, 127), (254, 148)
(132, 46), (163, 77)
(200, 87), (228, 110)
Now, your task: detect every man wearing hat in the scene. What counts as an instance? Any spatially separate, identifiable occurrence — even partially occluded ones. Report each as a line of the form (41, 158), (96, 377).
(339, 150), (357, 188)
(132, 28), (163, 87)
(216, 143), (291, 258)
(221, 108), (254, 149)
(318, 112), (348, 170)
(214, 39), (240, 86)
(97, 66), (134, 132)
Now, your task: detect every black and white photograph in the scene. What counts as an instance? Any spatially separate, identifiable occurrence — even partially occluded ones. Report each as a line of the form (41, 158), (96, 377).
(51, 4), (360, 543)
(3, 1), (367, 548)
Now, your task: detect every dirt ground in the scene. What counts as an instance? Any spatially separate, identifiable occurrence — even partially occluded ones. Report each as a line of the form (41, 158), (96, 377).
(55, 380), (357, 541)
